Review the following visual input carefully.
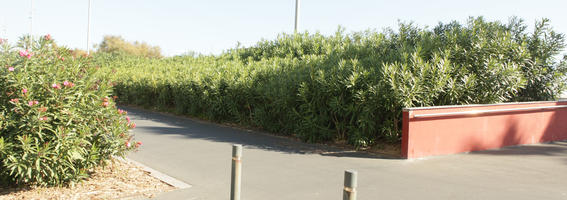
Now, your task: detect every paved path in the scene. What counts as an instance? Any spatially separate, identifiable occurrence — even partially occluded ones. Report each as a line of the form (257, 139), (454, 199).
(125, 106), (567, 200)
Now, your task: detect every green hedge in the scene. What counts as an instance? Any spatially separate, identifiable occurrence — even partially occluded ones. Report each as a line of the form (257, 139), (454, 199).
(0, 36), (138, 186)
(95, 17), (567, 147)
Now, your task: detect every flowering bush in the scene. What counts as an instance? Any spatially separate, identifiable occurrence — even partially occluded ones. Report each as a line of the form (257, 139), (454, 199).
(0, 35), (138, 186)
(97, 17), (566, 147)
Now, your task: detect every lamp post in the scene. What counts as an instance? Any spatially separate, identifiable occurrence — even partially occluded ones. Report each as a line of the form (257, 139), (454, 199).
(29, 0), (33, 48)
(294, 0), (300, 33)
(87, 0), (92, 55)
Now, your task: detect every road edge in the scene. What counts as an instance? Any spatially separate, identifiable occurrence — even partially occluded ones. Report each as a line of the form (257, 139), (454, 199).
(114, 156), (192, 189)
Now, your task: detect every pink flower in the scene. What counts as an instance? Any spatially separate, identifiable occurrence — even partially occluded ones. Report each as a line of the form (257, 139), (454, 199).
(125, 141), (131, 148)
(126, 116), (131, 123)
(0, 38), (5, 44)
(39, 116), (48, 121)
(102, 102), (109, 107)
(44, 34), (51, 41)
(118, 109), (124, 115)
(28, 100), (39, 106)
(19, 50), (32, 59)
(10, 98), (19, 103)
(51, 83), (61, 89)
(135, 141), (142, 148)
(8, 67), (14, 72)
(22, 88), (27, 94)
(130, 123), (136, 129)
(63, 81), (75, 88)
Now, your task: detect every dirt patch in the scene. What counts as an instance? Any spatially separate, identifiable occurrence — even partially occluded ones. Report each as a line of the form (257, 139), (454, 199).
(365, 142), (402, 158)
(0, 158), (175, 200)
(322, 139), (401, 158)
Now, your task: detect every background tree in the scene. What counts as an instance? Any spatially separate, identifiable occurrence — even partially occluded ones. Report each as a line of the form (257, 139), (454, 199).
(97, 35), (162, 58)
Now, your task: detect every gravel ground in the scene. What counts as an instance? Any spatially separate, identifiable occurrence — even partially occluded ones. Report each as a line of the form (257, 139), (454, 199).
(0, 158), (175, 200)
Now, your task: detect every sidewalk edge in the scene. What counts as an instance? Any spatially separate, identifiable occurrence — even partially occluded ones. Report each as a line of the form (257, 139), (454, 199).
(114, 156), (192, 189)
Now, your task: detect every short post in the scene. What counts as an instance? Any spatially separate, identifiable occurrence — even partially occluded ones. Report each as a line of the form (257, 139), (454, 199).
(343, 170), (357, 200)
(230, 144), (243, 200)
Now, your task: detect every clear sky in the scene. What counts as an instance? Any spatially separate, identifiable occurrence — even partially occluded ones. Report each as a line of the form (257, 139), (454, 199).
(1, 0), (566, 56)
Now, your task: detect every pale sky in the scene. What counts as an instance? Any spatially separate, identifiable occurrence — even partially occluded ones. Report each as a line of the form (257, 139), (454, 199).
(1, 0), (566, 56)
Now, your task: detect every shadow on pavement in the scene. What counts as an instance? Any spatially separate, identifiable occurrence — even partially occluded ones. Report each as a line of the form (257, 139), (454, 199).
(471, 141), (567, 166)
(470, 141), (567, 157)
(123, 106), (397, 160)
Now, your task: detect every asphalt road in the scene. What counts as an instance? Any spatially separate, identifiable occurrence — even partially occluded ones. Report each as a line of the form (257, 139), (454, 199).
(124, 106), (567, 200)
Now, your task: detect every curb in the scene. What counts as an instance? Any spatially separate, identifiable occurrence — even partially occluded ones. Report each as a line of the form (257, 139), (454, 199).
(114, 156), (192, 189)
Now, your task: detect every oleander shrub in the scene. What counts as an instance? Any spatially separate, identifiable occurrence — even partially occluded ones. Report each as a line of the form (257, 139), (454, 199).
(94, 17), (567, 148)
(0, 35), (138, 186)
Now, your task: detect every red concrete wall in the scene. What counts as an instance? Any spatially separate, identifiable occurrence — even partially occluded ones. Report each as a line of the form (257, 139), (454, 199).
(402, 101), (567, 159)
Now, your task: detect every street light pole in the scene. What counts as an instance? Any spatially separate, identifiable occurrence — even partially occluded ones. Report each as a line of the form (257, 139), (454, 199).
(1, 17), (7, 38)
(294, 0), (300, 33)
(87, 0), (92, 55)
(29, 0), (33, 48)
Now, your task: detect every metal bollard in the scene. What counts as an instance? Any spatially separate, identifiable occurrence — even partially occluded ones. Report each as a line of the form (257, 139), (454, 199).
(343, 170), (358, 200)
(231, 144), (243, 200)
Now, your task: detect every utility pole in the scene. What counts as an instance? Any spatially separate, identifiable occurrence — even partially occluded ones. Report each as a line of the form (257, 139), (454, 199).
(29, 0), (33, 48)
(294, 0), (300, 33)
(1, 17), (7, 38)
(87, 0), (92, 55)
